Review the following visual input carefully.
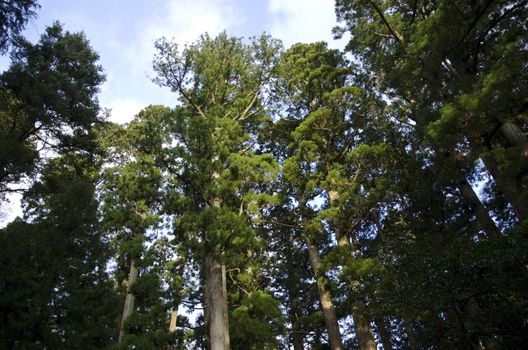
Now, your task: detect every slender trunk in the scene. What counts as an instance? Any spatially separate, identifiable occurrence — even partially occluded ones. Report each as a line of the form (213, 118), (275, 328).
(456, 179), (502, 237)
(119, 259), (138, 343)
(169, 257), (186, 333)
(286, 239), (304, 350)
(290, 305), (304, 350)
(330, 190), (378, 350)
(305, 237), (345, 350)
(374, 317), (394, 350)
(205, 253), (229, 350)
(169, 310), (178, 334)
(299, 194), (344, 350)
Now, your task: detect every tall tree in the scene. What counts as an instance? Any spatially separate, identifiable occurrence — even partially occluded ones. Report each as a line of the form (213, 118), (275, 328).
(334, 0), (528, 222)
(99, 106), (169, 345)
(153, 32), (281, 349)
(0, 140), (119, 350)
(0, 22), (104, 202)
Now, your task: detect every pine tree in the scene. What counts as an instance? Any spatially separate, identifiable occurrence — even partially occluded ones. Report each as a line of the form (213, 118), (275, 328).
(153, 33), (281, 349)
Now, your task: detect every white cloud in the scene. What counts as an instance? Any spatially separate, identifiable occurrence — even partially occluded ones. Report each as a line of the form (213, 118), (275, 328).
(268, 0), (346, 49)
(99, 0), (244, 120)
(104, 98), (144, 124)
(0, 192), (23, 228)
(126, 0), (242, 81)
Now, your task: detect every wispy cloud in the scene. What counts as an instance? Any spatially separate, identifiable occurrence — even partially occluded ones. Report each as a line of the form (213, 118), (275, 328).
(101, 0), (242, 123)
(268, 0), (346, 49)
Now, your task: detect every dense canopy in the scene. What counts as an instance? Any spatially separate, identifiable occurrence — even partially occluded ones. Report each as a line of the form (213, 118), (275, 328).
(1, 1), (527, 349)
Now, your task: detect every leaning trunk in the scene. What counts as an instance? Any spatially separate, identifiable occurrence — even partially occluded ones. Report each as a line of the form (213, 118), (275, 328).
(456, 179), (502, 237)
(481, 154), (528, 221)
(374, 317), (394, 350)
(119, 259), (139, 343)
(306, 238), (345, 350)
(434, 152), (502, 237)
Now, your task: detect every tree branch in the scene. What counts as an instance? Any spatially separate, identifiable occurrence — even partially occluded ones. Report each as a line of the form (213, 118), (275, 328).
(367, 0), (405, 43)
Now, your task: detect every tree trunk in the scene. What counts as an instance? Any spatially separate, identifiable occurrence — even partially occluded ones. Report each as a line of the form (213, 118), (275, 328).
(290, 310), (304, 350)
(169, 309), (178, 334)
(456, 179), (502, 237)
(353, 308), (377, 350)
(499, 121), (528, 157)
(203, 159), (230, 350)
(472, 120), (528, 222)
(306, 237), (345, 350)
(204, 253), (230, 350)
(403, 317), (417, 350)
(434, 152), (502, 237)
(286, 241), (304, 350)
(374, 317), (394, 350)
(464, 297), (503, 350)
(119, 259), (138, 343)
(169, 257), (186, 333)
(329, 190), (377, 350)
(481, 154), (528, 221)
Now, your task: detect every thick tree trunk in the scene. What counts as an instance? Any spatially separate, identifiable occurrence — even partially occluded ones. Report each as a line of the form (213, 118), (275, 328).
(471, 120), (528, 221)
(353, 308), (377, 350)
(119, 259), (138, 343)
(306, 237), (345, 350)
(204, 253), (229, 350)
(481, 154), (528, 221)
(434, 152), (502, 237)
(374, 317), (394, 350)
(499, 122), (528, 157)
(203, 160), (230, 350)
(169, 310), (178, 334)
(456, 179), (502, 237)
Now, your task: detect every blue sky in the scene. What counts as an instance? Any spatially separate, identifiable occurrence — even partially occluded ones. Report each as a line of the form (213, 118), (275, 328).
(0, 0), (348, 224)
(15, 0), (347, 123)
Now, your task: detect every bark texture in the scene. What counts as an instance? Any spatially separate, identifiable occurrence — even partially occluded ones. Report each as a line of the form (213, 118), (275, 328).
(482, 155), (528, 221)
(375, 317), (394, 350)
(204, 254), (230, 350)
(457, 179), (502, 237)
(119, 259), (139, 343)
(306, 238), (345, 350)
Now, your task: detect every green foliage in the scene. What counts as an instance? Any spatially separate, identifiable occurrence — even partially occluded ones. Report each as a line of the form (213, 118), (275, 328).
(0, 22), (104, 198)
(0, 0), (39, 53)
(2, 2), (528, 348)
(230, 291), (285, 349)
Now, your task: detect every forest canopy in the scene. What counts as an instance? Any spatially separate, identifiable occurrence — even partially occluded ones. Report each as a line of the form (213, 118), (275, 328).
(1, 1), (527, 349)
